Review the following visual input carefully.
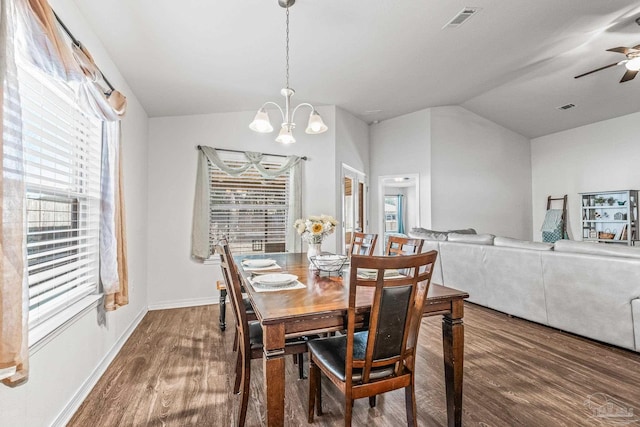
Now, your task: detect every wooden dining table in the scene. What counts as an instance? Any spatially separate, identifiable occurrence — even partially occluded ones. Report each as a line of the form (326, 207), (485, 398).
(236, 252), (468, 427)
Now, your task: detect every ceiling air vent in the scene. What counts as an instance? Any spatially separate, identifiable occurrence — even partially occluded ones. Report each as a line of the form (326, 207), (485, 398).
(557, 103), (576, 111)
(444, 7), (481, 28)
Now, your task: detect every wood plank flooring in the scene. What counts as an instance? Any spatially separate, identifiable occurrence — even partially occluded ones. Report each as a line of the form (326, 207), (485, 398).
(68, 303), (640, 426)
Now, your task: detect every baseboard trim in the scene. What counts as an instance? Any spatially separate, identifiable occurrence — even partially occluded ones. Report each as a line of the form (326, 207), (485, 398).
(148, 297), (218, 311)
(51, 307), (148, 427)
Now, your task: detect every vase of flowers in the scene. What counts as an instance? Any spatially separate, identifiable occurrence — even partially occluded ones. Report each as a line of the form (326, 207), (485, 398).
(294, 215), (337, 267)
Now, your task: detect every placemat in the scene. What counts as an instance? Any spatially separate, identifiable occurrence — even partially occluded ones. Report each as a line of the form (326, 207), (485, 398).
(248, 278), (306, 293)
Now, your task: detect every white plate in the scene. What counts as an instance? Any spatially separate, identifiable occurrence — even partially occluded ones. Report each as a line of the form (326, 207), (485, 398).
(242, 258), (277, 268)
(252, 273), (298, 287)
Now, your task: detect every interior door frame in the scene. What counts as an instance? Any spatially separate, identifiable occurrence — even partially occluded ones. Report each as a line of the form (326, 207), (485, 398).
(341, 164), (367, 255)
(378, 173), (420, 242)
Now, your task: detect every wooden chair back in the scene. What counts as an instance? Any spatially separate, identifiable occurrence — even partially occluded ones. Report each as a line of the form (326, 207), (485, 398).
(349, 232), (378, 256)
(216, 241), (250, 353)
(346, 252), (437, 388)
(385, 235), (424, 256)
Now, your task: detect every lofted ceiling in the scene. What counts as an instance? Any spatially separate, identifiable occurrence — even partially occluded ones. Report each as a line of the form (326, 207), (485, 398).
(71, 0), (640, 138)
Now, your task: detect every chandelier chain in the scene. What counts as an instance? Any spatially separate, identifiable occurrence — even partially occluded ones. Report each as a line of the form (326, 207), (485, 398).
(285, 5), (290, 89)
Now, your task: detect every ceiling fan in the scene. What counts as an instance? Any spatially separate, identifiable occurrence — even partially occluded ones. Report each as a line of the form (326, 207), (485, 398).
(574, 45), (640, 82)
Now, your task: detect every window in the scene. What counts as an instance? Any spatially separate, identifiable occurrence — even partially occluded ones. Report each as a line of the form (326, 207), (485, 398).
(208, 153), (291, 254)
(17, 59), (102, 330)
(384, 196), (399, 233)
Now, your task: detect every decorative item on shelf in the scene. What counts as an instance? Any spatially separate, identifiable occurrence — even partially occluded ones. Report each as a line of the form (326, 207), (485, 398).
(614, 212), (624, 220)
(618, 200), (627, 206)
(589, 230), (598, 239)
(594, 196), (606, 206)
(309, 254), (348, 276)
(599, 229), (616, 240)
(607, 197), (615, 206)
(594, 211), (602, 219)
(294, 214), (337, 268)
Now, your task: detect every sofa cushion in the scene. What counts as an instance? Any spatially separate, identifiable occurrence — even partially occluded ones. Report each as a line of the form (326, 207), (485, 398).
(447, 228), (476, 235)
(494, 236), (553, 251)
(447, 233), (495, 245)
(484, 246), (549, 325)
(554, 240), (640, 259)
(409, 227), (448, 241)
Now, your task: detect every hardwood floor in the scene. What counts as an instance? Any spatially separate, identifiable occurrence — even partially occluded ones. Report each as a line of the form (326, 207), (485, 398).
(68, 303), (640, 426)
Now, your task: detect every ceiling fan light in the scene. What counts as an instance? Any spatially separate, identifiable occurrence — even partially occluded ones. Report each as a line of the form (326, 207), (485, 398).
(249, 108), (274, 133)
(625, 57), (640, 71)
(275, 126), (296, 144)
(305, 110), (328, 134)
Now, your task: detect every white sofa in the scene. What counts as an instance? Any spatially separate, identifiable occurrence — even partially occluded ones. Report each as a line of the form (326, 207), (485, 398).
(414, 232), (640, 352)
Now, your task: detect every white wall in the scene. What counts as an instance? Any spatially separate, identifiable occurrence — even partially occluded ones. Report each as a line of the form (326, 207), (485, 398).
(335, 107), (370, 250)
(0, 1), (150, 425)
(370, 110), (432, 239)
(430, 106), (532, 239)
(370, 106), (532, 241)
(531, 111), (640, 241)
(146, 106), (336, 308)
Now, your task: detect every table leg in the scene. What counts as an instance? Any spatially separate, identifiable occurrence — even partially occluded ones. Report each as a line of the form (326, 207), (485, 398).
(263, 323), (286, 426)
(219, 289), (227, 331)
(442, 300), (464, 427)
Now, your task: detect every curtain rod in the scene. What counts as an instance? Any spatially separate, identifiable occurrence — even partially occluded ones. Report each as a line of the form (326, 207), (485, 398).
(52, 10), (115, 92)
(197, 145), (307, 161)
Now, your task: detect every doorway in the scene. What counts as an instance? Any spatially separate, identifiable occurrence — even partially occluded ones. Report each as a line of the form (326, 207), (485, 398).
(378, 174), (420, 250)
(342, 165), (366, 255)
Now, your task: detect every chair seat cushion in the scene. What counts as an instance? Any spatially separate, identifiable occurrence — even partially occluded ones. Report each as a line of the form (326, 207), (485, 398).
(243, 297), (254, 313)
(249, 321), (263, 347)
(307, 332), (395, 382)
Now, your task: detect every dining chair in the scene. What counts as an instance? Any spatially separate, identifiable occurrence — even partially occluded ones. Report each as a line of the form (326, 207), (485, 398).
(307, 251), (438, 426)
(217, 242), (257, 353)
(349, 232), (378, 256)
(385, 235), (424, 256)
(217, 242), (309, 427)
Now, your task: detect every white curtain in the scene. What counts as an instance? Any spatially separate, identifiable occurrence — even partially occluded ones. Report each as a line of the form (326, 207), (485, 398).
(1, 0), (29, 386)
(13, 0), (83, 81)
(191, 146), (303, 259)
(286, 162), (302, 253)
(100, 122), (128, 311)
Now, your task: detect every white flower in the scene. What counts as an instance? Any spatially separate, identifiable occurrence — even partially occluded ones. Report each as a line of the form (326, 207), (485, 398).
(293, 214), (337, 242)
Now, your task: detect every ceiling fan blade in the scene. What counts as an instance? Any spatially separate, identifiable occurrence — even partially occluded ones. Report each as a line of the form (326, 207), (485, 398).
(620, 69), (639, 83)
(574, 62), (619, 79)
(606, 47), (631, 54)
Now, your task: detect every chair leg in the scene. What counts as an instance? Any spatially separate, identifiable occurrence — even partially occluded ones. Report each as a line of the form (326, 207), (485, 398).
(345, 397), (353, 427)
(233, 327), (239, 352)
(233, 349), (242, 394)
(308, 358), (318, 423)
(369, 395), (376, 408)
(405, 382), (417, 427)
(298, 353), (306, 380)
(238, 353), (251, 427)
(316, 365), (323, 416)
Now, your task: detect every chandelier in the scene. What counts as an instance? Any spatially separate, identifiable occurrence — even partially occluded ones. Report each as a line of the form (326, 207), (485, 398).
(249, 0), (328, 144)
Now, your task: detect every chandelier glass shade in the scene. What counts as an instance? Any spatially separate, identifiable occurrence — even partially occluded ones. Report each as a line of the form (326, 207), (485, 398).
(625, 57), (640, 71)
(249, 0), (327, 143)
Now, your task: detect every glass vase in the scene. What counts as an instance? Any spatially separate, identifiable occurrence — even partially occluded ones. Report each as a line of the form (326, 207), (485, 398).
(307, 242), (322, 269)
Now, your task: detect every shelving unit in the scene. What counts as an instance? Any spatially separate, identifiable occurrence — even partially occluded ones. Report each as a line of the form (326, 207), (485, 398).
(580, 190), (638, 246)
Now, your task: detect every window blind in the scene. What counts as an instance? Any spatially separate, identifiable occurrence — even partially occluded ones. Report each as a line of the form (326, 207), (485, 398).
(17, 60), (102, 329)
(208, 154), (290, 254)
